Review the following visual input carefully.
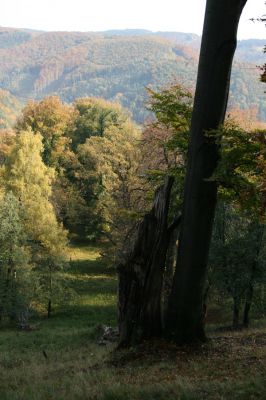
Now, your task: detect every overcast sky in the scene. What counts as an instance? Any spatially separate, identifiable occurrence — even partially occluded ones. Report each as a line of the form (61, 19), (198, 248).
(1, 0), (265, 39)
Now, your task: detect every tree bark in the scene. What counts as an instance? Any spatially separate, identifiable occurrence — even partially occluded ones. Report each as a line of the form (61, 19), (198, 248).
(243, 224), (264, 327)
(166, 0), (247, 343)
(242, 285), (253, 327)
(47, 299), (52, 318)
(118, 177), (175, 347)
(233, 296), (241, 328)
(162, 226), (179, 317)
(48, 265), (52, 318)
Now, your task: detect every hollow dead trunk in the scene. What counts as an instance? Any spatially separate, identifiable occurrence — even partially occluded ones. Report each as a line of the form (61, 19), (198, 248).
(162, 225), (179, 323)
(118, 177), (178, 347)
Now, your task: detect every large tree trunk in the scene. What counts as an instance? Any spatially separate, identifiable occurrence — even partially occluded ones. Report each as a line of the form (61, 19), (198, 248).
(118, 177), (180, 347)
(166, 0), (247, 343)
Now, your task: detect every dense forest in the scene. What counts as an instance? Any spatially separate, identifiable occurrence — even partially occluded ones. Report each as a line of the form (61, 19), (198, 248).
(0, 27), (265, 123)
(0, 2), (266, 398)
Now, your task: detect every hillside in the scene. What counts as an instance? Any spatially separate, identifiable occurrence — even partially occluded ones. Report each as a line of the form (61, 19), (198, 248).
(0, 27), (265, 123)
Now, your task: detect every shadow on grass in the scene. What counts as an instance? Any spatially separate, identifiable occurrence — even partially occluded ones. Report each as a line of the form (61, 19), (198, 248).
(0, 303), (117, 354)
(68, 279), (117, 297)
(69, 258), (116, 277)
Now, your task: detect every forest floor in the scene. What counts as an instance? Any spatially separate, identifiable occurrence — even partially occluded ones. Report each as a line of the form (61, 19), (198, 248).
(0, 244), (265, 400)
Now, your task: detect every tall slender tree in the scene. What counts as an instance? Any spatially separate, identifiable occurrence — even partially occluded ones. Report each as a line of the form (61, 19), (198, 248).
(4, 130), (68, 317)
(166, 0), (247, 342)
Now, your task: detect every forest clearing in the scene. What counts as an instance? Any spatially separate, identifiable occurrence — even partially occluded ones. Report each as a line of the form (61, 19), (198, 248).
(0, 244), (265, 400)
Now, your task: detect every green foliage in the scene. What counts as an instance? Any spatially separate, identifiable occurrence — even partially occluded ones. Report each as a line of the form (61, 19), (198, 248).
(208, 121), (266, 325)
(16, 96), (142, 244)
(15, 97), (88, 235)
(71, 98), (128, 148)
(142, 84), (192, 216)
(35, 264), (74, 317)
(210, 122), (266, 218)
(2, 129), (69, 318)
(143, 84), (266, 328)
(13, 96), (143, 261)
(4, 129), (67, 252)
(0, 192), (33, 321)
(210, 204), (266, 323)
(147, 84), (192, 131)
(145, 83), (191, 171)
(77, 106), (142, 259)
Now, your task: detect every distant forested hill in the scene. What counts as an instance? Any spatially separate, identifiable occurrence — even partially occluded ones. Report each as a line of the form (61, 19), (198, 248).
(0, 27), (265, 123)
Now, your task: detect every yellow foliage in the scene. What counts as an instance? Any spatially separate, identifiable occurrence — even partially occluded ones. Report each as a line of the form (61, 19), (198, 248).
(4, 129), (67, 257)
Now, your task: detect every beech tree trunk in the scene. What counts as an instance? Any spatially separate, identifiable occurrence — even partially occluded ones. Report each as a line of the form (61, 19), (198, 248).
(166, 0), (247, 342)
(118, 177), (179, 347)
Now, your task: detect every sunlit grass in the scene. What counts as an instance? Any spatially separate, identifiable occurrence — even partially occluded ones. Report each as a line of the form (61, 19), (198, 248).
(66, 244), (102, 261)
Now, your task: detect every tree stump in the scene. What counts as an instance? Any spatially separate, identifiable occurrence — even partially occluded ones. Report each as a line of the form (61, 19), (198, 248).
(117, 177), (179, 347)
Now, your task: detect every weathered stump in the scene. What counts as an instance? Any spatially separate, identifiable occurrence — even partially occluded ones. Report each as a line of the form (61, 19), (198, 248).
(118, 177), (181, 347)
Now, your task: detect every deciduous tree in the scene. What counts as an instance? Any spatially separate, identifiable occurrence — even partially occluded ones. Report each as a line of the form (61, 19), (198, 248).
(165, 0), (247, 342)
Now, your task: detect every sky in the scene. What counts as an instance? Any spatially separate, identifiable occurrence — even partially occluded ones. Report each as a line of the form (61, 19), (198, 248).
(1, 0), (265, 40)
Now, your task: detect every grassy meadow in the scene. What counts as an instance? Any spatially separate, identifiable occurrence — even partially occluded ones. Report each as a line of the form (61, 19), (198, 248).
(0, 244), (265, 400)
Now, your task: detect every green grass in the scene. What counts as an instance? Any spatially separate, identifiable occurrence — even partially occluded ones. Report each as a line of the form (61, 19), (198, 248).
(0, 244), (265, 399)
